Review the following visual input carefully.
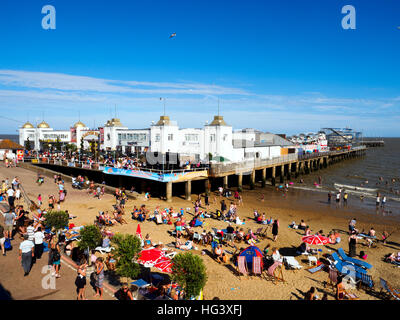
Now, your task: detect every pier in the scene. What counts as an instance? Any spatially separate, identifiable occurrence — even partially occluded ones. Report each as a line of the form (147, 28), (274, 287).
(23, 146), (366, 202)
(360, 140), (385, 147)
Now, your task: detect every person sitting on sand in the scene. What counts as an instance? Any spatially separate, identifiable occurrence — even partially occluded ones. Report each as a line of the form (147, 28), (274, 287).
(386, 252), (400, 263)
(271, 247), (283, 263)
(143, 234), (153, 249)
(299, 220), (307, 230)
(305, 226), (311, 236)
(214, 244), (227, 263)
(103, 211), (116, 225)
(305, 287), (318, 300)
(105, 252), (116, 271)
(114, 211), (127, 225)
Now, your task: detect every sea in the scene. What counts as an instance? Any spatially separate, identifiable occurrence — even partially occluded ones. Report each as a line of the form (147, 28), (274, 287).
(285, 138), (400, 218)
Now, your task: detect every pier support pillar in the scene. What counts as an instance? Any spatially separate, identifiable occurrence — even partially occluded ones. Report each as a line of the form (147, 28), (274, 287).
(223, 175), (228, 189)
(271, 166), (276, 186)
(205, 179), (210, 195)
(250, 170), (256, 189)
(238, 173), (243, 190)
(308, 161), (312, 173)
(279, 165), (284, 183)
(166, 182), (172, 203)
(185, 180), (192, 201)
(286, 164), (291, 180)
(261, 168), (266, 187)
(295, 162), (299, 178)
(118, 175), (123, 188)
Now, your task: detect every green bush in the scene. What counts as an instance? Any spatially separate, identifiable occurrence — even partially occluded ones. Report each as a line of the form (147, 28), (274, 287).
(44, 210), (69, 231)
(112, 234), (142, 280)
(78, 225), (103, 250)
(171, 252), (207, 299)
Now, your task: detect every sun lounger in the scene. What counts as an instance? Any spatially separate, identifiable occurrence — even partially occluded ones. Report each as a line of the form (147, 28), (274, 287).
(283, 256), (302, 270)
(95, 246), (115, 254)
(331, 252), (367, 280)
(337, 248), (372, 269)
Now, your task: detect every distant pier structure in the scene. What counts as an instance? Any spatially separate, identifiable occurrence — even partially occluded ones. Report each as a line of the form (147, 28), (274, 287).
(360, 140), (385, 147)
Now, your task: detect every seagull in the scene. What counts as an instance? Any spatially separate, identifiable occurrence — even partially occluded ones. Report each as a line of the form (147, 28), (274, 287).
(169, 32), (176, 38)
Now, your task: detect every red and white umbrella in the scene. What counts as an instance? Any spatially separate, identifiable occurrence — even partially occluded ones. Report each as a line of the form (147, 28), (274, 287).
(153, 256), (173, 273)
(137, 248), (173, 273)
(302, 235), (329, 245)
(302, 235), (329, 259)
(136, 224), (142, 240)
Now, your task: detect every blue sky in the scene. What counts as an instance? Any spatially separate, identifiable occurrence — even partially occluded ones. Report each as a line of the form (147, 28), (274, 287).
(0, 0), (399, 136)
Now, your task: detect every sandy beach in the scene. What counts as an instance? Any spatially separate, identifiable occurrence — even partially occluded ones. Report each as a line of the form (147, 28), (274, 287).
(1, 164), (399, 300)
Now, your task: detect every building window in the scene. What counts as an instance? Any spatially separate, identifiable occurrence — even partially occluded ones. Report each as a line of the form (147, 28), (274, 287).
(185, 134), (198, 142)
(210, 134), (215, 142)
(223, 134), (228, 141)
(155, 134), (160, 142)
(168, 134), (173, 141)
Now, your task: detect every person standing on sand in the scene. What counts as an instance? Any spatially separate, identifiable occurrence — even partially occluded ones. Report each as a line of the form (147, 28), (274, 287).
(272, 219), (279, 241)
(343, 192), (348, 206)
(328, 192), (332, 204)
(94, 257), (104, 300)
(348, 231), (357, 257)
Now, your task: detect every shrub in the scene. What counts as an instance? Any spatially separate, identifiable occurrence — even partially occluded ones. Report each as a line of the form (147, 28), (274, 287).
(44, 210), (69, 231)
(111, 234), (142, 280)
(78, 225), (103, 250)
(171, 252), (207, 299)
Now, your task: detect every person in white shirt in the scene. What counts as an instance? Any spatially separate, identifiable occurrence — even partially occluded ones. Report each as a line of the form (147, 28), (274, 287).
(19, 234), (34, 276)
(15, 188), (21, 201)
(6, 188), (15, 209)
(33, 227), (45, 259)
(26, 221), (35, 243)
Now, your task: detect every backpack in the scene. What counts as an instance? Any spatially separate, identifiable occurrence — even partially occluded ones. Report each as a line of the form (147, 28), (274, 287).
(4, 239), (12, 251)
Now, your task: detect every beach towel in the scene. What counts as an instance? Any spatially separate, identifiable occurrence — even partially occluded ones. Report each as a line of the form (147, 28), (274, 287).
(306, 262), (324, 274)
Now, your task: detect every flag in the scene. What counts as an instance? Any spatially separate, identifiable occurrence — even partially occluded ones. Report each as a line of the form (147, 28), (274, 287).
(136, 224), (142, 239)
(169, 32), (176, 38)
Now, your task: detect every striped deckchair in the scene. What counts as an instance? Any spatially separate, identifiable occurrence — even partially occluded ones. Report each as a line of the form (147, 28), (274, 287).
(266, 261), (285, 284)
(252, 256), (263, 277)
(237, 256), (248, 279)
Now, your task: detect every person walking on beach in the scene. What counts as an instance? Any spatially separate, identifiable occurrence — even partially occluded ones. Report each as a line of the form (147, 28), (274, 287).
(19, 234), (34, 276)
(0, 224), (5, 256)
(272, 219), (279, 242)
(376, 194), (380, 207)
(328, 192), (332, 204)
(33, 227), (45, 260)
(335, 192), (341, 205)
(50, 236), (61, 278)
(381, 196), (386, 208)
(343, 192), (348, 206)
(348, 231), (358, 257)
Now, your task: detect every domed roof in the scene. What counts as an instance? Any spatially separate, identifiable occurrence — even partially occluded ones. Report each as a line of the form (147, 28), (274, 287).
(105, 118), (124, 127)
(74, 121), (86, 128)
(22, 121), (34, 129)
(37, 121), (50, 128)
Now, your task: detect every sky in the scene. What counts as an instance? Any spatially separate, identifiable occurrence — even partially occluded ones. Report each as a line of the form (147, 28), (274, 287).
(0, 0), (399, 136)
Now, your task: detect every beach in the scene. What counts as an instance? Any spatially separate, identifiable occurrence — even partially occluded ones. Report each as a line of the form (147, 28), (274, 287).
(1, 164), (399, 300)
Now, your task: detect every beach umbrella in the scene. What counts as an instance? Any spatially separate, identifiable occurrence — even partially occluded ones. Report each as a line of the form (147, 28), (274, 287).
(137, 248), (164, 267)
(153, 256), (173, 274)
(302, 235), (329, 259)
(137, 248), (173, 273)
(136, 224), (142, 240)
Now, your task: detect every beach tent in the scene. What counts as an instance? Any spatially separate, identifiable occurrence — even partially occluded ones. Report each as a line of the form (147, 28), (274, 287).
(238, 245), (264, 269)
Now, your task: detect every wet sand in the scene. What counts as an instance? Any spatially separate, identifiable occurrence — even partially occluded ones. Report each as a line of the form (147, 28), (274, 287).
(1, 164), (400, 300)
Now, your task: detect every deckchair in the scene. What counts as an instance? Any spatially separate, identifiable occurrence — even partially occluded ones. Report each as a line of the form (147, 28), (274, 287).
(192, 232), (202, 244)
(283, 256), (302, 271)
(265, 261), (285, 284)
(379, 278), (400, 300)
(252, 256), (263, 277)
(131, 279), (150, 300)
(155, 214), (163, 224)
(254, 227), (264, 238)
(237, 256), (249, 279)
(337, 248), (373, 269)
(324, 267), (338, 291)
(357, 273), (374, 291)
(95, 246), (115, 254)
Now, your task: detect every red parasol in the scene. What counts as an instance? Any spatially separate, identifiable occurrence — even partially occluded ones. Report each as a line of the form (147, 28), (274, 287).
(137, 248), (173, 273)
(302, 235), (329, 245)
(136, 224), (142, 240)
(302, 234), (329, 259)
(153, 256), (173, 273)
